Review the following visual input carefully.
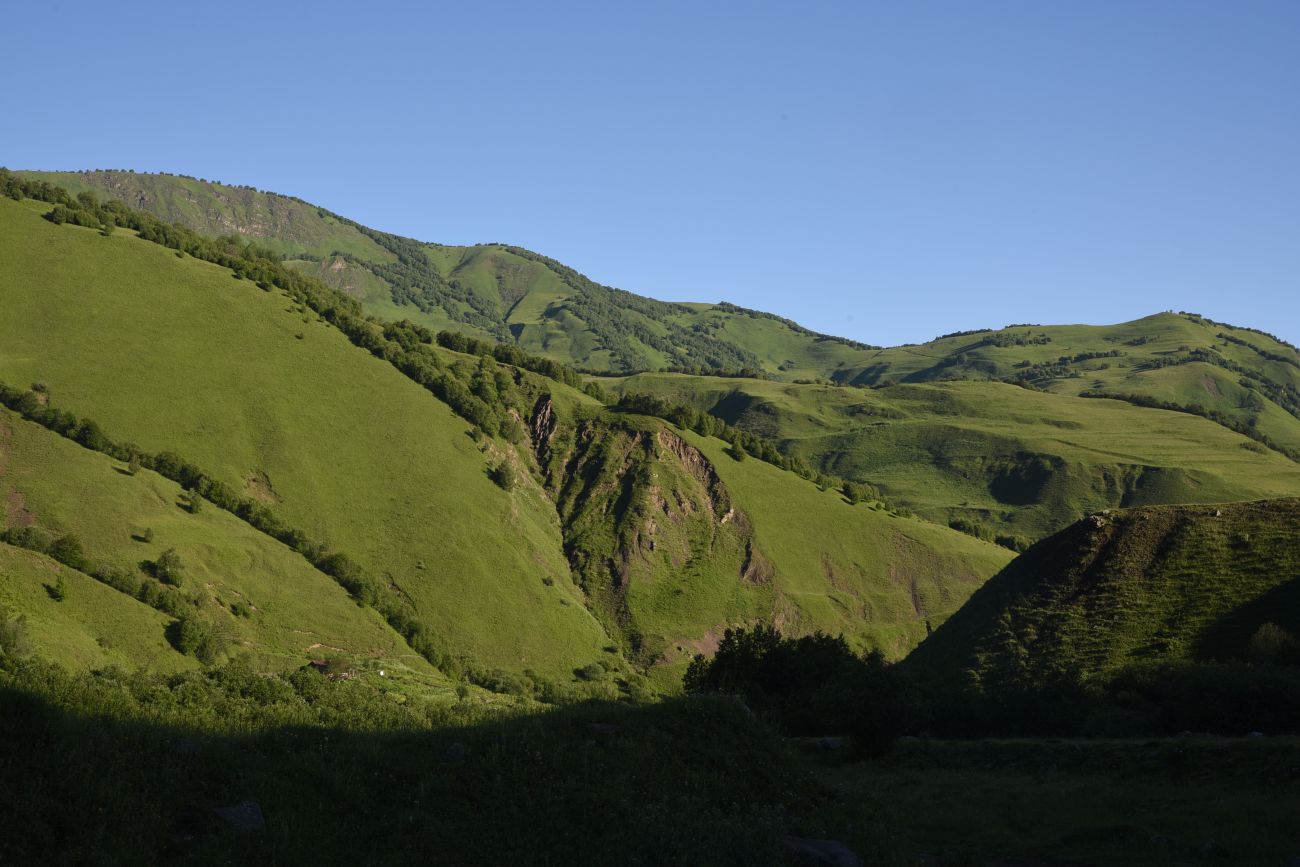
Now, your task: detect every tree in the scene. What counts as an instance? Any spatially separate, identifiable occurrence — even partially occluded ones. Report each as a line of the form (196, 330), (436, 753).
(155, 548), (184, 586)
(684, 624), (902, 754)
(47, 535), (87, 572)
(167, 616), (218, 663)
(489, 461), (515, 491)
(1247, 623), (1299, 663)
(127, 454), (142, 476)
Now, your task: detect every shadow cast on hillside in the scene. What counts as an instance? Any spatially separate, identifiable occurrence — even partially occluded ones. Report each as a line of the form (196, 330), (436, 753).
(0, 685), (805, 867)
(1195, 574), (1300, 662)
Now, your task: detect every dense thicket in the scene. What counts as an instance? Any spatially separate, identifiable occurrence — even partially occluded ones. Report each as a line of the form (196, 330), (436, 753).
(0, 651), (802, 865)
(683, 625), (1300, 747)
(684, 625), (900, 755)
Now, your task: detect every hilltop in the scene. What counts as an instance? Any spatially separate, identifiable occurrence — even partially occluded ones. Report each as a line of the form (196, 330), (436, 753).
(906, 498), (1300, 686)
(0, 175), (1008, 695)
(17, 170), (876, 374)
(18, 171), (1300, 551)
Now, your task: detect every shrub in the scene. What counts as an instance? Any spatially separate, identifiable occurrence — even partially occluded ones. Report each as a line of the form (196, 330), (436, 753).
(1247, 623), (1299, 663)
(488, 461), (515, 491)
(0, 609), (31, 658)
(154, 549), (184, 586)
(684, 624), (902, 754)
(47, 535), (87, 572)
(166, 616), (219, 663)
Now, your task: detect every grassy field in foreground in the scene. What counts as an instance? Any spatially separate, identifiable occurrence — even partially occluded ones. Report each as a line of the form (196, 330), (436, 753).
(800, 737), (1300, 866)
(0, 195), (612, 679)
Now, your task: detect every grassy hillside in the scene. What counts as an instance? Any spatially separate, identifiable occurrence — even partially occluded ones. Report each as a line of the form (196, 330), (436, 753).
(0, 194), (612, 682)
(0, 180), (1011, 691)
(23, 172), (1300, 467)
(831, 313), (1300, 453)
(532, 401), (1010, 676)
(1, 407), (443, 686)
(601, 373), (1300, 541)
(906, 498), (1300, 685)
(16, 170), (391, 262)
(17, 170), (874, 373)
(0, 542), (187, 674)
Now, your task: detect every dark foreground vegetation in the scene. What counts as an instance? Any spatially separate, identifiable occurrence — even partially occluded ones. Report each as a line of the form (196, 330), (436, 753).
(5, 633), (1300, 865)
(0, 652), (808, 866)
(686, 626), (1300, 744)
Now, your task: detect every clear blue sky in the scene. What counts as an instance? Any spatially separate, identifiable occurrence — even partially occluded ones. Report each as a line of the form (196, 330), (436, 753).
(4, 0), (1297, 345)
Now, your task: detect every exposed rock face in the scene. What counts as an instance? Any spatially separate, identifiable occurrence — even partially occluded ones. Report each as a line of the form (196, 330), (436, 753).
(531, 400), (762, 662)
(529, 394), (558, 469)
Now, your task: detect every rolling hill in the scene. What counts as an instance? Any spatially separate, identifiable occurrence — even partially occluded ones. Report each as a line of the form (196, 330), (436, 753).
(600, 373), (1300, 542)
(20, 170), (1300, 551)
(0, 176), (1011, 692)
(15, 170), (878, 372)
(905, 498), (1300, 686)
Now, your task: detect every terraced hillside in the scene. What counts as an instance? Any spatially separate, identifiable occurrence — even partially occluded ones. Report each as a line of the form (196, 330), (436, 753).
(0, 183), (1009, 691)
(905, 498), (1300, 685)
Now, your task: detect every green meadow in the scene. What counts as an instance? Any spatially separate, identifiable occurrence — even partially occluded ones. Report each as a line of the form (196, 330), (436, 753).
(602, 372), (1300, 539)
(0, 195), (611, 680)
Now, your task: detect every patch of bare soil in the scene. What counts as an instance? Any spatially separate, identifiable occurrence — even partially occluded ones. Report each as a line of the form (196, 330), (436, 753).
(244, 469), (280, 505)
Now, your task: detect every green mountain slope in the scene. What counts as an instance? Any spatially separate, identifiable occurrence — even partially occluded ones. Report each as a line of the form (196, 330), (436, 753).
(600, 373), (1300, 541)
(0, 194), (611, 681)
(830, 313), (1300, 455)
(531, 401), (1010, 670)
(905, 498), (1300, 685)
(16, 170), (875, 373)
(23, 171), (1299, 475)
(0, 181), (1008, 688)
(0, 407), (442, 685)
(0, 542), (186, 674)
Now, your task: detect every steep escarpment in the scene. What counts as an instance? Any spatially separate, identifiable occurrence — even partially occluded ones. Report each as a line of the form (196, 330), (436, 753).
(533, 399), (758, 664)
(530, 395), (1013, 667)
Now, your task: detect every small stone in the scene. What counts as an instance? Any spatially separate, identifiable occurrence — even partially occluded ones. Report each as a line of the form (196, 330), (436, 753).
(445, 742), (467, 763)
(816, 736), (846, 750)
(783, 835), (864, 867)
(587, 722), (619, 735)
(213, 800), (264, 833)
